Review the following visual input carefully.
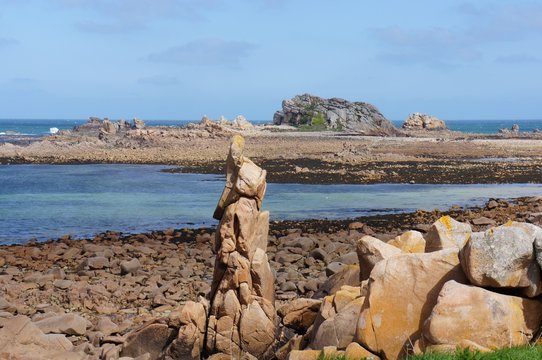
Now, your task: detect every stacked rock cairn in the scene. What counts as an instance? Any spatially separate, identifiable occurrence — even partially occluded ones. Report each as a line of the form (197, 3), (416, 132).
(205, 135), (277, 359)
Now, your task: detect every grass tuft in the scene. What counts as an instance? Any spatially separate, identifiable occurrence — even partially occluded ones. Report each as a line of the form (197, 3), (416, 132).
(317, 345), (542, 360)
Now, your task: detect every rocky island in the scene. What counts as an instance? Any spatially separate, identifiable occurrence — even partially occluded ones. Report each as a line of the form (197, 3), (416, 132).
(402, 113), (447, 131)
(273, 94), (398, 135)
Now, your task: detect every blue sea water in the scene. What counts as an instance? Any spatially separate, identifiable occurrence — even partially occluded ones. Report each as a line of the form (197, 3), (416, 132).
(1, 119), (542, 138)
(391, 119), (542, 134)
(1, 164), (542, 244)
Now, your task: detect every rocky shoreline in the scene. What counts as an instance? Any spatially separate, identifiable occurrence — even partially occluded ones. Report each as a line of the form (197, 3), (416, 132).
(1, 116), (542, 184)
(1, 195), (541, 359)
(2, 115), (542, 358)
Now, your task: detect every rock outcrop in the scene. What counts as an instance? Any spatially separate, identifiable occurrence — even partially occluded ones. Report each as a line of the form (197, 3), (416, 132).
(205, 134), (277, 359)
(499, 124), (520, 133)
(0, 315), (79, 360)
(355, 249), (467, 359)
(424, 281), (542, 352)
(402, 113), (447, 131)
(273, 94), (397, 135)
(425, 215), (471, 252)
(289, 217), (542, 359)
(461, 222), (542, 297)
(71, 116), (143, 137)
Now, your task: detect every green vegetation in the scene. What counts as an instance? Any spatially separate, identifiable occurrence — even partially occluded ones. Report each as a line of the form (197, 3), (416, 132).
(299, 102), (320, 125)
(297, 123), (328, 132)
(296, 112), (330, 131)
(311, 112), (327, 126)
(317, 346), (542, 360)
(409, 346), (542, 360)
(318, 355), (347, 360)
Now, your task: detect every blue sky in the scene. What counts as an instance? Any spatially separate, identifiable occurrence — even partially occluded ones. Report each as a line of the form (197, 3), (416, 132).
(0, 1), (540, 120)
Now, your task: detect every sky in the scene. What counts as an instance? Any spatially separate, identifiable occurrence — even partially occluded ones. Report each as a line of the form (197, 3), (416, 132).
(0, 0), (541, 121)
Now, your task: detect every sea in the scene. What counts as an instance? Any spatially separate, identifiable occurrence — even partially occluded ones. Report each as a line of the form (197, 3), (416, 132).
(1, 164), (542, 244)
(1, 118), (542, 244)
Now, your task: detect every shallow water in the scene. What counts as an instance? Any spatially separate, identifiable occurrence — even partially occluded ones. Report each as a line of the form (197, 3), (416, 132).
(1, 164), (542, 244)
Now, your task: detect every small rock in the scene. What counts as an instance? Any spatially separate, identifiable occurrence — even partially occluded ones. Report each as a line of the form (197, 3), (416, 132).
(120, 258), (141, 275)
(471, 216), (496, 226)
(325, 262), (347, 277)
(345, 342), (380, 360)
(348, 222), (364, 230)
(309, 248), (328, 262)
(96, 317), (120, 336)
(34, 313), (89, 336)
(79, 256), (109, 270)
(487, 200), (499, 209)
(53, 280), (73, 290)
(0, 298), (16, 313)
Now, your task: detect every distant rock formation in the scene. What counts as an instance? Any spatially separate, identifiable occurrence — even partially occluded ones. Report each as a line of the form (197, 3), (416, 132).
(273, 94), (397, 135)
(499, 124), (520, 134)
(72, 117), (144, 137)
(402, 113), (447, 131)
(198, 115), (254, 132)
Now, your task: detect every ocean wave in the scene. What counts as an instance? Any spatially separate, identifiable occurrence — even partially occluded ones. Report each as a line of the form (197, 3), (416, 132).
(0, 131), (23, 136)
(0, 132), (36, 136)
(49, 127), (59, 134)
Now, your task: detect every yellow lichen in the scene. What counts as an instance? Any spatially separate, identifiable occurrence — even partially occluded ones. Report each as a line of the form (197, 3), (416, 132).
(440, 215), (454, 234)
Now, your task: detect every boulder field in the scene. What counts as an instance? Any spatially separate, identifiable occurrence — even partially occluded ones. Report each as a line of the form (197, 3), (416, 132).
(290, 217), (542, 360)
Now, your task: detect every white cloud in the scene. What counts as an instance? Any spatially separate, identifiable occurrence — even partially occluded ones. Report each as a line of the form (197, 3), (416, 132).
(147, 38), (256, 66)
(373, 3), (542, 67)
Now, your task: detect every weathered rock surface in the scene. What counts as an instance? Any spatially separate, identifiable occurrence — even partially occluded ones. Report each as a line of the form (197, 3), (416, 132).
(356, 235), (401, 281)
(424, 280), (542, 350)
(0, 315), (75, 360)
(287, 349), (321, 360)
(461, 222), (542, 297)
(313, 265), (360, 298)
(278, 298), (322, 332)
(355, 249), (467, 360)
(402, 113), (447, 131)
(163, 301), (207, 360)
(121, 320), (175, 359)
(34, 313), (89, 336)
(309, 295), (365, 350)
(120, 257), (141, 275)
(387, 230), (426, 253)
(133, 118), (145, 129)
(425, 216), (471, 252)
(206, 135), (277, 359)
(344, 342), (380, 360)
(273, 94), (397, 134)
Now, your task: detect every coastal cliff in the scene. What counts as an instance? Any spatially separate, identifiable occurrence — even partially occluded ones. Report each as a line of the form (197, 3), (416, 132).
(273, 94), (398, 135)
